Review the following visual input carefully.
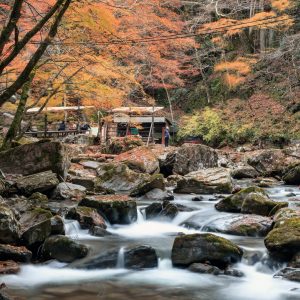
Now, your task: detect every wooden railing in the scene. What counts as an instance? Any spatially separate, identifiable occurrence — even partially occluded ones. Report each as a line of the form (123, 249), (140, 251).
(24, 130), (88, 139)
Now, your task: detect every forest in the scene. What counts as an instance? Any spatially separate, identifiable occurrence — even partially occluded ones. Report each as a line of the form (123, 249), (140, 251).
(0, 0), (299, 148)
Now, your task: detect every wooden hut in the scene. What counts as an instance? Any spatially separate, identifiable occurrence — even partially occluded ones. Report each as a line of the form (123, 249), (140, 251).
(100, 106), (172, 144)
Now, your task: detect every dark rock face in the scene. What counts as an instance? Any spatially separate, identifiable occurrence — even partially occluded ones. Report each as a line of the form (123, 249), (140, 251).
(283, 164), (300, 185)
(77, 245), (158, 270)
(215, 186), (287, 216)
(160, 144), (218, 176)
(66, 206), (106, 229)
(50, 215), (65, 235)
(175, 168), (233, 194)
(0, 244), (32, 262)
(20, 209), (52, 248)
(130, 174), (165, 197)
(0, 203), (20, 244)
(0, 141), (69, 179)
(264, 217), (300, 260)
(15, 171), (59, 196)
(41, 235), (88, 263)
(274, 267), (300, 282)
(145, 201), (192, 220)
(171, 233), (243, 269)
(79, 195), (137, 225)
(89, 226), (112, 237)
(188, 263), (221, 275)
(52, 182), (86, 200)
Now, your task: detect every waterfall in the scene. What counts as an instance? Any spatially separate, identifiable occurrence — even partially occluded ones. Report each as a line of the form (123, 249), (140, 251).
(137, 208), (145, 224)
(116, 247), (125, 269)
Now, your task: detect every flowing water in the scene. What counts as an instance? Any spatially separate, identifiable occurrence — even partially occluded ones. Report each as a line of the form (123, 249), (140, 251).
(1, 184), (300, 300)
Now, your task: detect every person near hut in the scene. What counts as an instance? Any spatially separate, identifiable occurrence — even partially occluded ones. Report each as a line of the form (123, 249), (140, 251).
(165, 126), (170, 147)
(58, 120), (66, 131)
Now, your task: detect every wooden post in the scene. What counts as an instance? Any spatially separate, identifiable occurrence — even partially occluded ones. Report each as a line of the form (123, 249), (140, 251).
(44, 114), (48, 138)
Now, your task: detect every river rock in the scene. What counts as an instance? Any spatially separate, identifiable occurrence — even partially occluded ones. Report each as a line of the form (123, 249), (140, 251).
(20, 208), (52, 248)
(264, 217), (300, 260)
(66, 206), (106, 229)
(96, 163), (151, 193)
(79, 195), (137, 224)
(171, 233), (243, 269)
(240, 193), (287, 216)
(15, 171), (59, 196)
(174, 168), (233, 194)
(160, 144), (218, 176)
(0, 261), (20, 275)
(188, 263), (221, 275)
(0, 140), (69, 179)
(114, 147), (159, 174)
(0, 244), (32, 262)
(0, 203), (20, 244)
(203, 214), (273, 237)
(77, 245), (158, 270)
(71, 176), (96, 191)
(52, 182), (86, 201)
(215, 186), (286, 216)
(130, 174), (165, 197)
(41, 235), (88, 263)
(273, 208), (300, 225)
(79, 160), (101, 170)
(89, 226), (112, 237)
(231, 166), (259, 179)
(283, 164), (300, 185)
(274, 267), (300, 282)
(141, 188), (172, 201)
(50, 215), (65, 235)
(247, 149), (296, 176)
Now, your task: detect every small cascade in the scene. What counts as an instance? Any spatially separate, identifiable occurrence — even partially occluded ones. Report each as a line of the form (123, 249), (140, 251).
(64, 219), (99, 240)
(137, 208), (145, 224)
(116, 247), (125, 269)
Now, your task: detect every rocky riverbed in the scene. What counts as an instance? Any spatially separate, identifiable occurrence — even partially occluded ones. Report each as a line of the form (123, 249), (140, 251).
(0, 141), (300, 300)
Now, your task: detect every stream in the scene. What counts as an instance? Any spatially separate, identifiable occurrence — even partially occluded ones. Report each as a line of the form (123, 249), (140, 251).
(1, 184), (300, 300)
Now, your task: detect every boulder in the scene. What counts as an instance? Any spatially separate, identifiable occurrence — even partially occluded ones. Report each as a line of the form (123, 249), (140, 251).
(0, 261), (20, 275)
(52, 182), (86, 201)
(79, 195), (137, 225)
(273, 208), (300, 225)
(79, 160), (101, 170)
(215, 187), (288, 216)
(283, 164), (300, 185)
(265, 217), (300, 260)
(0, 140), (69, 179)
(114, 147), (159, 174)
(70, 176), (95, 191)
(96, 163), (151, 193)
(160, 144), (218, 176)
(16, 171), (59, 196)
(89, 226), (112, 237)
(0, 244), (32, 262)
(231, 166), (259, 179)
(247, 149), (296, 176)
(66, 206), (106, 229)
(188, 263), (221, 275)
(41, 235), (88, 263)
(240, 193), (288, 216)
(171, 233), (243, 269)
(274, 267), (300, 282)
(20, 208), (52, 248)
(130, 174), (165, 197)
(0, 203), (20, 244)
(108, 136), (144, 155)
(202, 214), (273, 237)
(175, 168), (233, 194)
(77, 245), (158, 270)
(141, 188), (172, 201)
(50, 215), (65, 235)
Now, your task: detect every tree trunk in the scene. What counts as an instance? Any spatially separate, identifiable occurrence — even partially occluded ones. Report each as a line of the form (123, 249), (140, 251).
(1, 72), (35, 151)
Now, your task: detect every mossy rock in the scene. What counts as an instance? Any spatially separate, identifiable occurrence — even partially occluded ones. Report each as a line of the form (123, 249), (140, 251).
(171, 233), (243, 269)
(273, 208), (300, 225)
(241, 193), (288, 216)
(41, 235), (88, 263)
(264, 217), (300, 260)
(215, 186), (267, 213)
